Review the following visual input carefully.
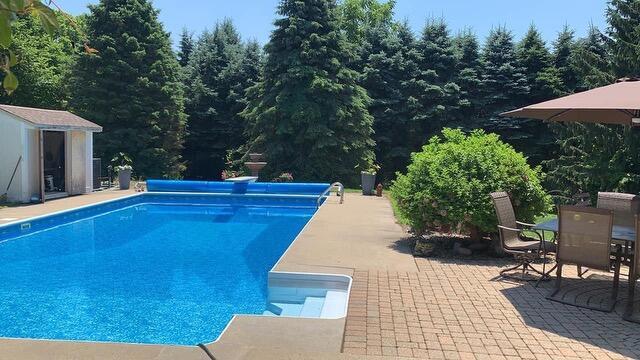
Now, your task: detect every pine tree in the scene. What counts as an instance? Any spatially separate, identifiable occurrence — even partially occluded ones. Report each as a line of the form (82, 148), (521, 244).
(607, 0), (640, 77)
(514, 25), (564, 163)
(69, 0), (187, 178)
(183, 19), (257, 179)
(572, 25), (613, 89)
(553, 25), (578, 94)
(451, 30), (483, 130)
(546, 21), (635, 196)
(412, 19), (461, 146)
(517, 25), (563, 102)
(480, 27), (529, 142)
(395, 21), (423, 165)
(361, 24), (416, 181)
(177, 28), (194, 67)
(234, 40), (263, 121)
(243, 0), (375, 185)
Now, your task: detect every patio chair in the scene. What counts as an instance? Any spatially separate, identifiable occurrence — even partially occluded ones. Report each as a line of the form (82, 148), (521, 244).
(597, 192), (640, 228)
(549, 206), (621, 312)
(623, 215), (640, 322)
(490, 192), (556, 281)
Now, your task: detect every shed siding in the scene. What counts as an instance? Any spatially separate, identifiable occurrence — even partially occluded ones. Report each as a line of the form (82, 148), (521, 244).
(0, 113), (27, 202)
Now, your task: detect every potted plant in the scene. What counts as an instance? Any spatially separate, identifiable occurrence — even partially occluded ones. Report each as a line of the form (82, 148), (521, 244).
(359, 164), (379, 196)
(111, 152), (133, 190)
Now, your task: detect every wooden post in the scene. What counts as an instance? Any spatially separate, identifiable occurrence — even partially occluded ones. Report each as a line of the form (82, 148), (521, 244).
(38, 129), (45, 204)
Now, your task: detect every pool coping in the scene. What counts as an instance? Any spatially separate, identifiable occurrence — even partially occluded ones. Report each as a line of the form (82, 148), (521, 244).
(0, 191), (327, 230)
(0, 189), (351, 352)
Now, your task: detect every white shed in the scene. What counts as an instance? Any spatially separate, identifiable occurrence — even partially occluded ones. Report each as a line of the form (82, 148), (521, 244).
(0, 104), (102, 203)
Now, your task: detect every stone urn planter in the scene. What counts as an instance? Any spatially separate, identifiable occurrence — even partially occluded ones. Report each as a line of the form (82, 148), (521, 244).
(361, 171), (376, 195)
(118, 168), (132, 190)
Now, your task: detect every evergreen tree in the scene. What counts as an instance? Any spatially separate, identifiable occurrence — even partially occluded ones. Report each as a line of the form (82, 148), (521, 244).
(361, 24), (417, 181)
(515, 25), (563, 163)
(607, 0), (640, 77)
(243, 0), (375, 185)
(395, 21), (423, 165)
(412, 19), (461, 146)
(572, 25), (613, 90)
(480, 27), (529, 146)
(177, 28), (194, 67)
(451, 30), (483, 130)
(235, 40), (263, 118)
(546, 18), (639, 196)
(69, 0), (187, 178)
(517, 25), (563, 102)
(553, 25), (578, 94)
(183, 19), (257, 179)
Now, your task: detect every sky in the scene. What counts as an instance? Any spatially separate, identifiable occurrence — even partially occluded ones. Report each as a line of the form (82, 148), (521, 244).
(60, 0), (609, 47)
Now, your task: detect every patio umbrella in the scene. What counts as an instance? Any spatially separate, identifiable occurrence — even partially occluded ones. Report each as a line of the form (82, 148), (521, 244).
(501, 79), (640, 125)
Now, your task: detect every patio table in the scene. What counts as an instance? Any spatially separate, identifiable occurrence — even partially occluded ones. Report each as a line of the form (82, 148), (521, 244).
(533, 218), (636, 243)
(534, 217), (636, 281)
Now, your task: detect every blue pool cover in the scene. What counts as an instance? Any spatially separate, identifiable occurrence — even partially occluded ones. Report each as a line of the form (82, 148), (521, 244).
(0, 191), (322, 345)
(146, 180), (330, 196)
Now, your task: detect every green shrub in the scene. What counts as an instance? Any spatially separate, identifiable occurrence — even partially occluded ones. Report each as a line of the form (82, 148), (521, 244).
(390, 128), (550, 235)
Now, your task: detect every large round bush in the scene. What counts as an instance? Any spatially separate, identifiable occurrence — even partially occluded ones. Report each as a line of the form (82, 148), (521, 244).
(390, 128), (550, 236)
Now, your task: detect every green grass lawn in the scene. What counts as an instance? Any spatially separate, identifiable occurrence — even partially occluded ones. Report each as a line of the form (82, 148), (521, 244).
(530, 212), (557, 240)
(343, 188), (362, 193)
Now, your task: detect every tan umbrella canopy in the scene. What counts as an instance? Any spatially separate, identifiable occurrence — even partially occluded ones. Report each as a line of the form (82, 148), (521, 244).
(501, 79), (640, 125)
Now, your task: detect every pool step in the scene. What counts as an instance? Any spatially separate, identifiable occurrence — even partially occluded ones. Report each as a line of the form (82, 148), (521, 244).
(300, 296), (324, 317)
(320, 291), (348, 318)
(263, 296), (326, 318)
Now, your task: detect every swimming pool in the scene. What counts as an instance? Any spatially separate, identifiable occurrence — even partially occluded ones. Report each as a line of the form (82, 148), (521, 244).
(0, 191), (324, 345)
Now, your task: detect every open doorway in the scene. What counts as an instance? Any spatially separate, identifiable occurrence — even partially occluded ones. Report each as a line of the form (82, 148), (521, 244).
(43, 130), (66, 199)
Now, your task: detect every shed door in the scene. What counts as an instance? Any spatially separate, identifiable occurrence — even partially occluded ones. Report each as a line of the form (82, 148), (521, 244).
(43, 131), (65, 193)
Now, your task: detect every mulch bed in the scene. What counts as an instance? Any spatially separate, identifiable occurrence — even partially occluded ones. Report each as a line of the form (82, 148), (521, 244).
(411, 232), (507, 259)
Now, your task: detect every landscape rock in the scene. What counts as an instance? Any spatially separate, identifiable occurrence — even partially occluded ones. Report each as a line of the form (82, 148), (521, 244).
(453, 241), (472, 256)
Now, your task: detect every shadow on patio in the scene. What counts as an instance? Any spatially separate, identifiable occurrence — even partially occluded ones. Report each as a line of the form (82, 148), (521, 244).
(498, 268), (640, 359)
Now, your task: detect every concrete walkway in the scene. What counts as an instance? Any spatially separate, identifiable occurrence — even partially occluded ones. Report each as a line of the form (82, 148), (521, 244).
(275, 193), (418, 275)
(0, 188), (136, 225)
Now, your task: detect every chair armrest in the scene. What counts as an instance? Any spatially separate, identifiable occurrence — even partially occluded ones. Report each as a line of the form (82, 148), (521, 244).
(497, 225), (521, 233)
(516, 221), (536, 228)
(499, 225), (544, 243)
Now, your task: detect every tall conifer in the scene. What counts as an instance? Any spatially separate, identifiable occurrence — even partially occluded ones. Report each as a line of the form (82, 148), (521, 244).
(69, 0), (187, 178)
(183, 20), (258, 179)
(243, 0), (374, 185)
(412, 20), (461, 141)
(451, 30), (483, 130)
(480, 27), (529, 144)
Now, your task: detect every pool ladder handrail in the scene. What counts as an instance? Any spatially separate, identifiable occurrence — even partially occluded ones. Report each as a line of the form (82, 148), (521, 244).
(317, 182), (344, 207)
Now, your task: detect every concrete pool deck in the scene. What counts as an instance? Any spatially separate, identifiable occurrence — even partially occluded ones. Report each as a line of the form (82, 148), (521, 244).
(0, 188), (136, 225)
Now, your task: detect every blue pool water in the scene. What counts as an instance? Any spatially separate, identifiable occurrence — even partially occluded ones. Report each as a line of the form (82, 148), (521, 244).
(0, 194), (317, 345)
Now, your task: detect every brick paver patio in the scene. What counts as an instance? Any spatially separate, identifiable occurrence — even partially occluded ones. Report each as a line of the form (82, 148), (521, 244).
(343, 257), (640, 359)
